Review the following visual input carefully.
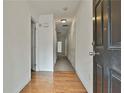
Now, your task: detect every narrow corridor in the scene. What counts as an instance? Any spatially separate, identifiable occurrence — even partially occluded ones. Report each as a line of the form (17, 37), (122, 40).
(54, 56), (74, 72)
(20, 71), (87, 93)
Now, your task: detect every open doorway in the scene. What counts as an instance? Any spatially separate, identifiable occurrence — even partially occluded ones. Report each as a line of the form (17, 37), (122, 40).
(54, 19), (75, 72)
(31, 17), (36, 72)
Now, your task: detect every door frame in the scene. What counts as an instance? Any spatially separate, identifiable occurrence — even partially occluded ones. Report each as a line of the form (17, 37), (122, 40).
(31, 17), (37, 71)
(93, 0), (104, 93)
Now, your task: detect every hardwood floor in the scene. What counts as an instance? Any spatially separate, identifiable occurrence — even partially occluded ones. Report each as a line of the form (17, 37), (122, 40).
(20, 71), (87, 93)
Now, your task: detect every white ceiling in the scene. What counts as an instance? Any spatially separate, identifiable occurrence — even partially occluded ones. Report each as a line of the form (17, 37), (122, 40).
(27, 0), (81, 39)
(27, 0), (81, 21)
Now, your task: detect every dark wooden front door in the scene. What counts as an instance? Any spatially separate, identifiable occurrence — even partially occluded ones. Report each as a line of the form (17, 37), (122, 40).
(93, 0), (121, 93)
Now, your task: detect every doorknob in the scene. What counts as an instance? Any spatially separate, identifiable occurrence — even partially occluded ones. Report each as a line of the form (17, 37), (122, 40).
(89, 51), (100, 56)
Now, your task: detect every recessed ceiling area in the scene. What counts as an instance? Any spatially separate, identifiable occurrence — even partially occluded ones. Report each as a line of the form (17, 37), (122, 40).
(56, 20), (71, 41)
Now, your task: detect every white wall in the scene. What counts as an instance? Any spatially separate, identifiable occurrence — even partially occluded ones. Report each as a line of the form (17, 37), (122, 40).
(36, 15), (54, 71)
(67, 19), (76, 68)
(3, 1), (31, 93)
(75, 0), (93, 93)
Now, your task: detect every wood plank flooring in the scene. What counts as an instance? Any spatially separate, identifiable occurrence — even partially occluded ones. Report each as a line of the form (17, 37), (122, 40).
(20, 71), (87, 93)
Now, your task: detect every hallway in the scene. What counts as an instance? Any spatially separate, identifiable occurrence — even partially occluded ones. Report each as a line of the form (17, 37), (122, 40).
(3, 0), (94, 92)
(4, 0), (122, 93)
(20, 71), (87, 93)
(54, 57), (74, 71)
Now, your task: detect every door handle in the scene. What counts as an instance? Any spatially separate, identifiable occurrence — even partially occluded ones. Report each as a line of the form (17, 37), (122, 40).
(89, 51), (100, 56)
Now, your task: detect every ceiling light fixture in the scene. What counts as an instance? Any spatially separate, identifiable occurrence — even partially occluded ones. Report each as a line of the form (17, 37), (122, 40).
(63, 7), (68, 11)
(61, 19), (67, 23)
